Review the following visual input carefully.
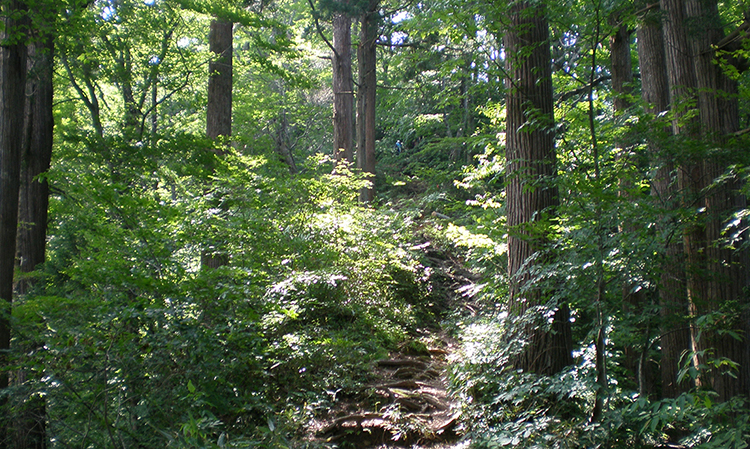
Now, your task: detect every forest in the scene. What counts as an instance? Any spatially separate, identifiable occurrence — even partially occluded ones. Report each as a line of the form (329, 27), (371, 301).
(1, 0), (750, 447)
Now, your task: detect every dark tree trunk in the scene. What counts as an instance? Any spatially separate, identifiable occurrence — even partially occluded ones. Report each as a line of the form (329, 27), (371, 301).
(357, 1), (377, 202)
(610, 9), (645, 394)
(207, 19), (233, 144)
(276, 109), (298, 174)
(14, 33), (54, 449)
(661, 0), (705, 399)
(505, 1), (572, 376)
(0, 1), (28, 446)
(332, 11), (353, 164)
(637, 2), (692, 399)
(202, 18), (233, 269)
(18, 36), (53, 294)
(684, 0), (749, 401)
(661, 0), (750, 401)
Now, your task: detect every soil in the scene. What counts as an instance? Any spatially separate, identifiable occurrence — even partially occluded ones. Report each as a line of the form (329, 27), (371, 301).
(304, 242), (477, 449)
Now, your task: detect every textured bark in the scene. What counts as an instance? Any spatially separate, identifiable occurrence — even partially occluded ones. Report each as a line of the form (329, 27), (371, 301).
(684, 0), (749, 401)
(639, 15), (691, 396)
(661, 0), (749, 401)
(643, 1), (692, 399)
(18, 37), (53, 294)
(207, 19), (233, 143)
(505, 1), (572, 375)
(332, 11), (353, 163)
(14, 33), (54, 449)
(0, 2), (28, 446)
(610, 9), (645, 394)
(661, 0), (704, 398)
(357, 1), (377, 202)
(202, 19), (233, 270)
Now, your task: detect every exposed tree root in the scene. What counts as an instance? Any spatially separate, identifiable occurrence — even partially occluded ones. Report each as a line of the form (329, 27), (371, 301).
(315, 350), (460, 448)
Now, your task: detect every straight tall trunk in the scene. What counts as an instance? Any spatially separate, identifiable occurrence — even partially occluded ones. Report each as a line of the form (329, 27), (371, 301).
(332, 11), (353, 163)
(357, 1), (377, 202)
(206, 19), (233, 144)
(684, 0), (749, 401)
(202, 18), (232, 270)
(610, 9), (645, 394)
(636, 3), (692, 398)
(14, 33), (54, 449)
(505, 0), (572, 375)
(0, 2), (29, 447)
(662, 0), (749, 401)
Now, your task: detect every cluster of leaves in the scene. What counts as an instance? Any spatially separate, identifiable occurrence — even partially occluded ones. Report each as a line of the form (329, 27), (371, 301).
(9, 127), (439, 447)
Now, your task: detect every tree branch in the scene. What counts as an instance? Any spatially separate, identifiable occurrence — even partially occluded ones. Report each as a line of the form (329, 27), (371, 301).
(307, 0), (337, 57)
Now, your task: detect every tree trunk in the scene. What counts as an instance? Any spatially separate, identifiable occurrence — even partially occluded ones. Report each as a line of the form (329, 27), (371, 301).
(332, 11), (353, 164)
(661, 0), (750, 401)
(276, 109), (298, 174)
(202, 18), (232, 269)
(14, 32), (54, 449)
(207, 19), (233, 144)
(661, 0), (706, 398)
(610, 9), (645, 394)
(639, 2), (692, 399)
(357, 1), (377, 202)
(0, 1), (28, 446)
(684, 0), (749, 401)
(505, 0), (572, 375)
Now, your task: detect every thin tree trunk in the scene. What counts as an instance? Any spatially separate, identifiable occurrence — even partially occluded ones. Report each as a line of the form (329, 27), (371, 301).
(202, 18), (232, 269)
(276, 109), (298, 174)
(357, 1), (377, 202)
(206, 19), (233, 143)
(505, 0), (572, 376)
(333, 11), (353, 164)
(0, 2), (29, 446)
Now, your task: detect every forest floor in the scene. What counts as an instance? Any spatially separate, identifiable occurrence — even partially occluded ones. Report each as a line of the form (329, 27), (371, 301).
(303, 242), (476, 449)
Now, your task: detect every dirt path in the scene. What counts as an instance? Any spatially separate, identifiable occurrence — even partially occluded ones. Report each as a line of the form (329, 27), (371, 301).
(307, 335), (465, 448)
(305, 243), (476, 449)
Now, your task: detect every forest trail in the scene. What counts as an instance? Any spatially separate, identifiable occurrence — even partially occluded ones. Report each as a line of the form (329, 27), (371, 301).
(307, 332), (467, 449)
(305, 241), (475, 449)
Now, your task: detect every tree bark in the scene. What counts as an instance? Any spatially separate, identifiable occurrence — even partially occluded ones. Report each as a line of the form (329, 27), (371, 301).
(661, 0), (750, 401)
(643, 0), (692, 399)
(610, 8), (645, 395)
(357, 1), (377, 202)
(276, 109), (298, 174)
(202, 18), (233, 269)
(207, 19), (233, 144)
(333, 11), (353, 164)
(505, 0), (572, 375)
(684, 0), (749, 401)
(0, 1), (28, 446)
(14, 32), (54, 449)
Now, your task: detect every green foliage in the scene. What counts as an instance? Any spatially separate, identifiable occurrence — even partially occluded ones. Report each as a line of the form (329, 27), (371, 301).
(13, 116), (436, 445)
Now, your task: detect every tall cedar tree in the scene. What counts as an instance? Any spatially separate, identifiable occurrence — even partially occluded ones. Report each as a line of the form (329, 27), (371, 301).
(662, 0), (749, 400)
(0, 1), (28, 447)
(684, 0), (749, 401)
(504, 0), (572, 375)
(357, 0), (377, 202)
(14, 32), (55, 449)
(610, 7), (646, 395)
(202, 18), (232, 269)
(332, 8), (353, 163)
(635, 2), (692, 399)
